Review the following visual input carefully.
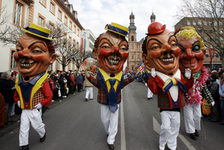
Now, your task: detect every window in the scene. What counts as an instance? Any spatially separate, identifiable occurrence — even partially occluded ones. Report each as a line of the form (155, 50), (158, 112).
(10, 49), (16, 70)
(187, 20), (191, 25)
(58, 9), (62, 21)
(13, 0), (24, 26)
(203, 21), (207, 25)
(132, 55), (134, 59)
(39, 0), (46, 7)
(192, 20), (196, 26)
(77, 29), (80, 37)
(64, 16), (68, 26)
(198, 20), (202, 25)
(74, 25), (76, 33)
(131, 36), (134, 41)
(38, 14), (45, 26)
(69, 21), (72, 30)
(48, 22), (54, 37)
(50, 1), (55, 15)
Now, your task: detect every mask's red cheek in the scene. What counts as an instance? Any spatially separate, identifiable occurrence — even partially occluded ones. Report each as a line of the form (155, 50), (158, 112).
(195, 52), (205, 60)
(173, 47), (181, 56)
(149, 51), (160, 58)
(99, 48), (111, 57)
(14, 53), (19, 61)
(33, 55), (48, 62)
(121, 52), (128, 59)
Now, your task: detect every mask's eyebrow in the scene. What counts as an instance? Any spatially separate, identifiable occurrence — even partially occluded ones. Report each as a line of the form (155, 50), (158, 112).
(192, 40), (200, 46)
(28, 41), (47, 49)
(118, 40), (128, 46)
(99, 37), (113, 46)
(178, 43), (184, 49)
(16, 41), (23, 48)
(168, 35), (176, 42)
(147, 38), (163, 46)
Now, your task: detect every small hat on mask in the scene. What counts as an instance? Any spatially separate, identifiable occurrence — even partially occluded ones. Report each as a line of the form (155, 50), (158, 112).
(105, 22), (128, 37)
(22, 23), (53, 41)
(147, 22), (166, 35)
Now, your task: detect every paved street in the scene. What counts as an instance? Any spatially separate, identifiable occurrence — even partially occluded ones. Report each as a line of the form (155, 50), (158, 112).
(0, 81), (224, 150)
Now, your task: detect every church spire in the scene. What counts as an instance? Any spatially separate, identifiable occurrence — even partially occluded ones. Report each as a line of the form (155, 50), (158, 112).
(150, 12), (156, 23)
(129, 12), (136, 33)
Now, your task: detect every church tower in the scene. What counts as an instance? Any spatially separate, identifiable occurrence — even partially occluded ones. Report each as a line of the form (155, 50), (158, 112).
(127, 12), (142, 72)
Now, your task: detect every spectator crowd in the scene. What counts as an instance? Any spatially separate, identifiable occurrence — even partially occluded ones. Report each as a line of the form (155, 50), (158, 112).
(0, 68), (224, 128)
(0, 70), (85, 128)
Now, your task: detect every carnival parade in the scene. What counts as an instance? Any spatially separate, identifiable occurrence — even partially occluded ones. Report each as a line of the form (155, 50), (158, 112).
(0, 0), (224, 150)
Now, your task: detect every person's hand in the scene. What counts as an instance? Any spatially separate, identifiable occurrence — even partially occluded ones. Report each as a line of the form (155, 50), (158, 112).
(185, 68), (191, 79)
(34, 103), (42, 109)
(17, 101), (20, 108)
(151, 68), (156, 78)
(211, 101), (215, 106)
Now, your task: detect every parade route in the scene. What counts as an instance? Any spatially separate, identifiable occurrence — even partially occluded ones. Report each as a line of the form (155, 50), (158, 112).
(0, 81), (224, 150)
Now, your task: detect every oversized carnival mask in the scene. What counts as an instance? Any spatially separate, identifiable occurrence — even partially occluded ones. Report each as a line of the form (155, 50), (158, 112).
(14, 33), (56, 81)
(94, 31), (128, 74)
(176, 26), (205, 74)
(142, 22), (181, 76)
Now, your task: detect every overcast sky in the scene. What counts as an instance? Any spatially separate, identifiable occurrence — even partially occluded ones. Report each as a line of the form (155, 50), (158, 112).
(69, 0), (183, 41)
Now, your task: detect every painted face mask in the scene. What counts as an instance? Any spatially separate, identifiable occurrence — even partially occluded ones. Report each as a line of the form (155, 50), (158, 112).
(14, 33), (56, 81)
(95, 31), (128, 74)
(176, 26), (205, 74)
(143, 22), (181, 76)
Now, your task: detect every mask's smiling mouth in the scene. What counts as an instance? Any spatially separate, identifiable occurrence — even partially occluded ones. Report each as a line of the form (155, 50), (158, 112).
(162, 57), (174, 62)
(19, 59), (35, 68)
(107, 54), (121, 65)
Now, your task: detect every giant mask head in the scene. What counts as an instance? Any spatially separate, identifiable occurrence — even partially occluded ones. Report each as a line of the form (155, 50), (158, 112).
(14, 24), (56, 81)
(176, 26), (205, 74)
(142, 22), (181, 76)
(93, 23), (128, 74)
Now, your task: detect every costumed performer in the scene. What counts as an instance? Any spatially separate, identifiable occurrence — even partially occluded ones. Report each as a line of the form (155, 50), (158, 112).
(176, 26), (214, 140)
(85, 22), (135, 150)
(14, 23), (56, 150)
(142, 22), (193, 150)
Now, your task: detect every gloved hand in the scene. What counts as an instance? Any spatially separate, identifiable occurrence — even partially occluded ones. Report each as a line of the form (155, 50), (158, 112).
(185, 68), (191, 79)
(211, 101), (215, 106)
(17, 101), (21, 108)
(151, 68), (156, 78)
(34, 103), (42, 109)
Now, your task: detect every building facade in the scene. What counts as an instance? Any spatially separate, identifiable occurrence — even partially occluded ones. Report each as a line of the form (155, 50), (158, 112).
(175, 17), (223, 70)
(0, 0), (86, 72)
(81, 29), (95, 56)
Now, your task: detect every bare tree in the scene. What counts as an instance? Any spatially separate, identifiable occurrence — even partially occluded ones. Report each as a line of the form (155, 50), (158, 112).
(0, 5), (22, 46)
(49, 22), (83, 71)
(178, 0), (224, 68)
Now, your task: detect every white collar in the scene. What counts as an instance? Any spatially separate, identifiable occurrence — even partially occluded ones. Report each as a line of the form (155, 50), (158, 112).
(156, 69), (181, 83)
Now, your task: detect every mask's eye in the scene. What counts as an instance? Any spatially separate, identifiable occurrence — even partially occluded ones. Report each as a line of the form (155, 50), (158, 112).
(150, 43), (160, 50)
(192, 45), (200, 52)
(170, 41), (178, 47)
(120, 45), (128, 51)
(32, 47), (43, 54)
(16, 43), (22, 52)
(16, 47), (22, 52)
(100, 43), (110, 49)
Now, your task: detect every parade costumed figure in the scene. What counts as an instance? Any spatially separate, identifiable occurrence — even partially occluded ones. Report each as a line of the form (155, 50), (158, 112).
(142, 22), (193, 150)
(86, 23), (134, 150)
(176, 26), (214, 140)
(14, 24), (56, 150)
